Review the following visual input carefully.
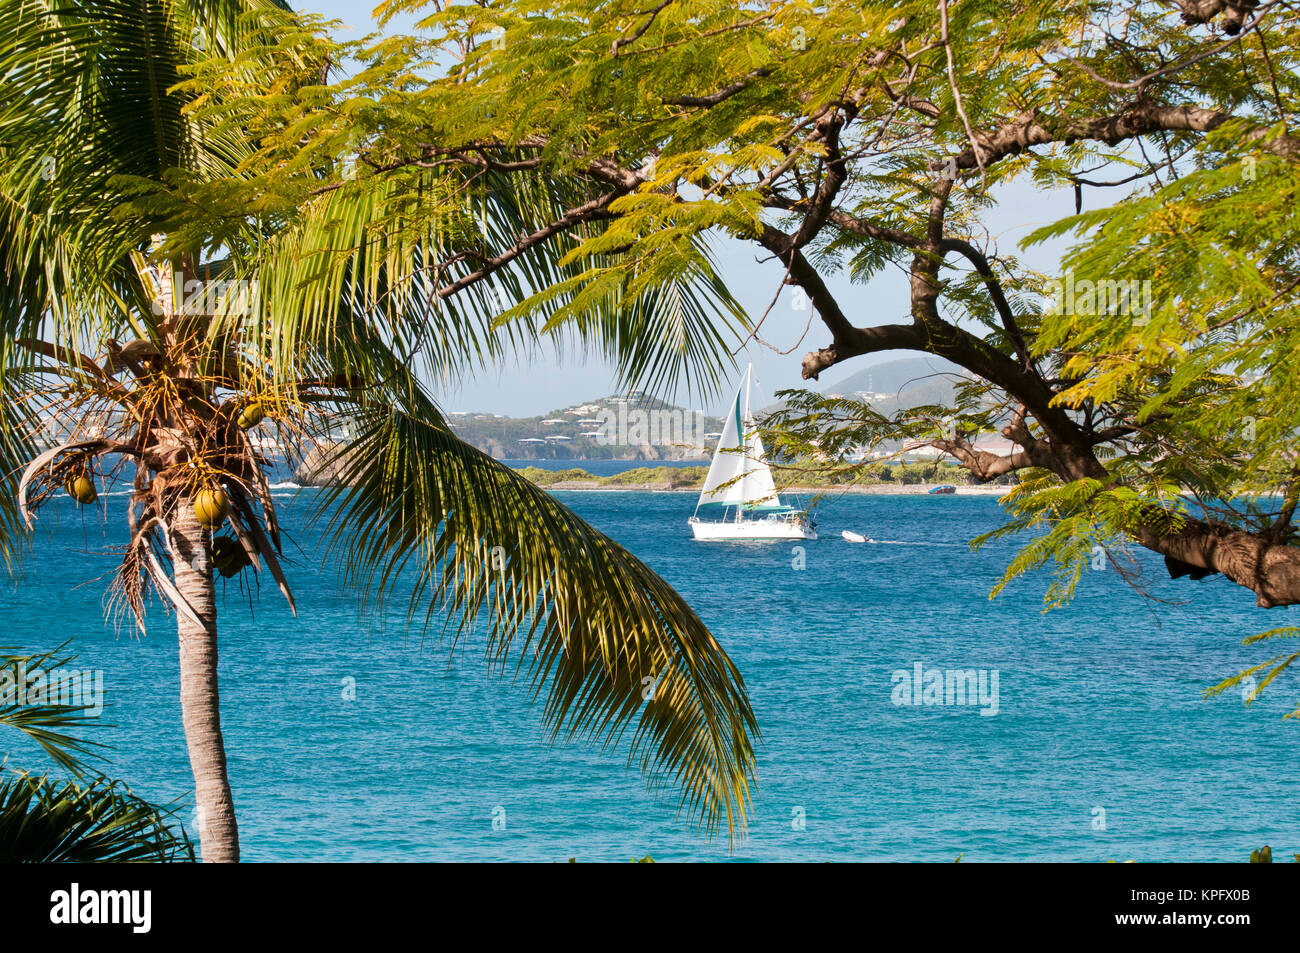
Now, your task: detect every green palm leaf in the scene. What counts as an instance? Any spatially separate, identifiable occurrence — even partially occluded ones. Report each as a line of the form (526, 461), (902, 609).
(0, 646), (104, 774)
(249, 161), (749, 402)
(313, 383), (759, 839)
(0, 771), (193, 862)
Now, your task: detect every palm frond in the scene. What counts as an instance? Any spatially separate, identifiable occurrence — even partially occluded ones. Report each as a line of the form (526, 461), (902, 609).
(0, 771), (193, 862)
(248, 161), (748, 402)
(313, 384), (759, 840)
(0, 646), (104, 774)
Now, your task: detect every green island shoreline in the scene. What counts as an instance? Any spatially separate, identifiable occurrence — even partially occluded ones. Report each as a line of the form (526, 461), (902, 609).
(512, 462), (1015, 494)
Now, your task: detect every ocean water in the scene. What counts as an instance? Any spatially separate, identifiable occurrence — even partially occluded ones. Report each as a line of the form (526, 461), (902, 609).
(3, 482), (1298, 862)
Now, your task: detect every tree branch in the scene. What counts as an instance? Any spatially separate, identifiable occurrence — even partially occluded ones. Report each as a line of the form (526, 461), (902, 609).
(938, 237), (1031, 369)
(941, 103), (1300, 174)
(664, 67), (772, 107)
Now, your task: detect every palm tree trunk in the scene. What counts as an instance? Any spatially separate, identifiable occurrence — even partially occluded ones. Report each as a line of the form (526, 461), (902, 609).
(169, 501), (239, 862)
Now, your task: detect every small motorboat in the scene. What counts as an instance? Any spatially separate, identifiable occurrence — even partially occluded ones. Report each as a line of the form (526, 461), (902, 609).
(928, 484), (957, 495)
(841, 530), (874, 543)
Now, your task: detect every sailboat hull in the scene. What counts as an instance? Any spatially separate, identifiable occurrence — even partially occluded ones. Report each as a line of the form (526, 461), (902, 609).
(688, 517), (817, 541)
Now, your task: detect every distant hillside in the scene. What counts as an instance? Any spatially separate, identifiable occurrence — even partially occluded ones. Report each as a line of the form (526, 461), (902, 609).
(444, 357), (978, 462)
(446, 392), (727, 460)
(808, 355), (1020, 462)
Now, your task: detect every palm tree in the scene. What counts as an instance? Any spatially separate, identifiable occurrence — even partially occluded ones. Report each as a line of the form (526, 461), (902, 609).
(0, 0), (758, 861)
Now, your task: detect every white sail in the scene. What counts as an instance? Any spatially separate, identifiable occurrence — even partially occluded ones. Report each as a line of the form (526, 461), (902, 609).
(738, 429), (780, 507)
(697, 364), (781, 509)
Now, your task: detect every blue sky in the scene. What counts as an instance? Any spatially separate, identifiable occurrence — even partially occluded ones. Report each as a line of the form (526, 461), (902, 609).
(298, 1), (1076, 417)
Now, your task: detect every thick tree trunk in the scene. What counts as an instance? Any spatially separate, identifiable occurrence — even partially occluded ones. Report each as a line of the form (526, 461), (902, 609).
(169, 501), (240, 862)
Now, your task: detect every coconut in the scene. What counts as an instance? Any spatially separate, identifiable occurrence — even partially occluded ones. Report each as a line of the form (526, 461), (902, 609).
(66, 474), (97, 505)
(210, 535), (250, 577)
(194, 487), (230, 530)
(237, 401), (265, 430)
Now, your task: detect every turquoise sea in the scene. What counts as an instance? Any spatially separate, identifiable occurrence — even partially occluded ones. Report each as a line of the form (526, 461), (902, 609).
(3, 468), (1298, 861)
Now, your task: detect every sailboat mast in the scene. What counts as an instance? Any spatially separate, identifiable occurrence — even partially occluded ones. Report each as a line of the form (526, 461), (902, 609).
(737, 363), (753, 524)
(742, 363), (752, 430)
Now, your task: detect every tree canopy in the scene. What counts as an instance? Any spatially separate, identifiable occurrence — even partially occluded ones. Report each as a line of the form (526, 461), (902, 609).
(162, 0), (1300, 711)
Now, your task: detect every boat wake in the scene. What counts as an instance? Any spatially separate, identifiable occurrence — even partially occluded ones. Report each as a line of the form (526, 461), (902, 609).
(867, 539), (964, 547)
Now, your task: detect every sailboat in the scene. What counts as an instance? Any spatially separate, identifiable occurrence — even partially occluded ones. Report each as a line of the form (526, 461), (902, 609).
(688, 363), (817, 540)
